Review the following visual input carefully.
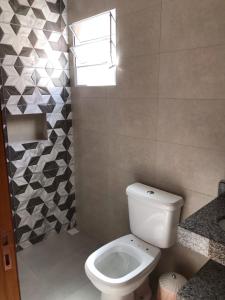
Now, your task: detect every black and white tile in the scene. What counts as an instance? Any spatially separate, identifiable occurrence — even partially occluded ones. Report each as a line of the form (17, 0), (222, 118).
(0, 0), (66, 32)
(0, 19), (69, 69)
(0, 0), (75, 251)
(178, 194), (225, 267)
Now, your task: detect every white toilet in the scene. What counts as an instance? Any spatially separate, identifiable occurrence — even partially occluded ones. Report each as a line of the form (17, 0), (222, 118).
(85, 183), (184, 300)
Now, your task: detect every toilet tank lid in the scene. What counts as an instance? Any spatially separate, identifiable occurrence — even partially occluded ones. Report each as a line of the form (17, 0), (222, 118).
(126, 183), (184, 208)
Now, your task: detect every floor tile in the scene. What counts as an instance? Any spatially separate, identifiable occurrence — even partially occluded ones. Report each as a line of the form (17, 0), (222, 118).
(17, 231), (100, 300)
(65, 283), (100, 300)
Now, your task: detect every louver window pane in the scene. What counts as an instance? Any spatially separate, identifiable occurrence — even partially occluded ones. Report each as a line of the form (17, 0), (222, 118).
(70, 12), (111, 43)
(69, 9), (116, 86)
(73, 39), (111, 67)
(77, 65), (116, 86)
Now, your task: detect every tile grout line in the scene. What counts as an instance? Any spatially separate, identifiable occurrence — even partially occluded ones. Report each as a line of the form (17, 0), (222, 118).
(155, 0), (164, 185)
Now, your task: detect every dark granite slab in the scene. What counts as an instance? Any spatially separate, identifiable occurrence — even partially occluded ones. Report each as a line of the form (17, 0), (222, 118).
(177, 194), (225, 265)
(178, 260), (225, 300)
(180, 195), (225, 245)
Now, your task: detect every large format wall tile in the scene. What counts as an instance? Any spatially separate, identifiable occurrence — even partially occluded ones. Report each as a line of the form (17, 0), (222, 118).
(76, 97), (109, 134)
(0, 0), (75, 251)
(158, 99), (225, 151)
(156, 142), (225, 197)
(108, 97), (157, 140)
(107, 54), (159, 99)
(68, 0), (107, 22)
(105, 0), (158, 16)
(180, 189), (213, 221)
(159, 46), (225, 99)
(117, 4), (161, 58)
(109, 134), (157, 184)
(161, 0), (225, 52)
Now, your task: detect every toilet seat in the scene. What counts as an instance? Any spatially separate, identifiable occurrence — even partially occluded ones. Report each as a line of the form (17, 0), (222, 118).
(85, 183), (183, 300)
(85, 234), (161, 288)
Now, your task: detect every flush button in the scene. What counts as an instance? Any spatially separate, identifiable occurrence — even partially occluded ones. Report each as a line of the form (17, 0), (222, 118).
(147, 190), (154, 195)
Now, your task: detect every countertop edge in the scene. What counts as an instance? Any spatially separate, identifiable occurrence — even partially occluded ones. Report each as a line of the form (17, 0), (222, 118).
(177, 226), (225, 266)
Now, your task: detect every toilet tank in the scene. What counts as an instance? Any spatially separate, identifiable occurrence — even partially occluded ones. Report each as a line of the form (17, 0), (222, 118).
(126, 183), (184, 249)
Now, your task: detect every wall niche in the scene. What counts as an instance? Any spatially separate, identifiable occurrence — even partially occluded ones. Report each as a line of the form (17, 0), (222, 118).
(7, 114), (47, 143)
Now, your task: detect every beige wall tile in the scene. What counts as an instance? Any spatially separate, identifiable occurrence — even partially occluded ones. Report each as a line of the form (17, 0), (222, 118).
(117, 6), (161, 58)
(154, 245), (208, 280)
(71, 89), (81, 121)
(107, 168), (131, 240)
(181, 189), (213, 221)
(76, 97), (109, 133)
(69, 0), (225, 278)
(76, 129), (109, 189)
(108, 54), (159, 98)
(68, 0), (107, 22)
(105, 0), (159, 16)
(79, 204), (112, 243)
(158, 99), (225, 151)
(159, 46), (225, 99)
(156, 142), (225, 196)
(109, 134), (157, 185)
(76, 129), (111, 242)
(108, 97), (157, 140)
(161, 0), (225, 52)
(72, 86), (107, 99)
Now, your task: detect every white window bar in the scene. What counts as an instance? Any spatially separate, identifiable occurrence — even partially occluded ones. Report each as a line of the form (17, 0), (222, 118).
(69, 10), (116, 69)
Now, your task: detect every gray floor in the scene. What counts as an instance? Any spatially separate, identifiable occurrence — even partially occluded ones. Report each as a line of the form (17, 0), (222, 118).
(17, 231), (101, 300)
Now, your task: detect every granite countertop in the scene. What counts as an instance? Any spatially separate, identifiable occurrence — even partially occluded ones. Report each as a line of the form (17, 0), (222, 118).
(177, 194), (225, 266)
(178, 260), (225, 300)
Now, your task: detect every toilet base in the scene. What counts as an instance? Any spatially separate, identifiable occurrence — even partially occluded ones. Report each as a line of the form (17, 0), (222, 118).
(101, 292), (135, 300)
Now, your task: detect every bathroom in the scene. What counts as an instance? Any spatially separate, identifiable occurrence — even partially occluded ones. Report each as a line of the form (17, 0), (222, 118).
(1, 0), (225, 299)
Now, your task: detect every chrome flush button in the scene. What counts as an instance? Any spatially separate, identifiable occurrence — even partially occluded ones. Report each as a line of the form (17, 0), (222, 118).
(147, 190), (154, 195)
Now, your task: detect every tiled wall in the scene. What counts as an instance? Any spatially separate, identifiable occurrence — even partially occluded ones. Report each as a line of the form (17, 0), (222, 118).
(0, 0), (76, 251)
(68, 0), (225, 278)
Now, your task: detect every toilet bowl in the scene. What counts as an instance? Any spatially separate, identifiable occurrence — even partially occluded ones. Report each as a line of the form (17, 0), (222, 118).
(85, 183), (184, 300)
(85, 234), (161, 300)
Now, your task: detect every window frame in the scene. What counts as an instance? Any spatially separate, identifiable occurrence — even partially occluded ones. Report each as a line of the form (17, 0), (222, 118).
(69, 9), (116, 87)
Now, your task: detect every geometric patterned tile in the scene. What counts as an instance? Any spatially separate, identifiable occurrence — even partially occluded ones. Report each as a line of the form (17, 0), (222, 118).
(13, 190), (76, 246)
(0, 0), (75, 250)
(1, 65), (69, 104)
(67, 137), (74, 165)
(0, 0), (66, 32)
(7, 138), (70, 179)
(63, 86), (71, 104)
(14, 191), (75, 246)
(0, 24), (69, 69)
(16, 222), (70, 251)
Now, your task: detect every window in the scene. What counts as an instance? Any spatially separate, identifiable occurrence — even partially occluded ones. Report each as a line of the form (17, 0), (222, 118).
(70, 9), (116, 86)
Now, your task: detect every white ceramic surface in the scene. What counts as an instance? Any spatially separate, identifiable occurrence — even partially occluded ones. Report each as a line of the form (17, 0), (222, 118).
(85, 183), (183, 300)
(85, 234), (160, 300)
(127, 183), (184, 248)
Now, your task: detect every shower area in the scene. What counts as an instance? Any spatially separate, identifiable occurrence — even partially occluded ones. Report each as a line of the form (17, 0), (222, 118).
(1, 0), (76, 249)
